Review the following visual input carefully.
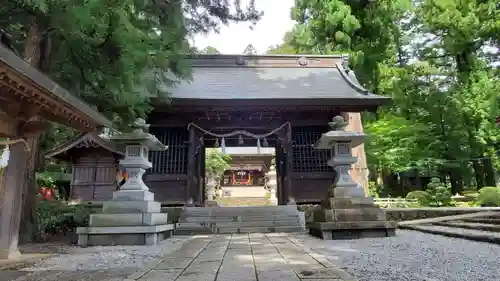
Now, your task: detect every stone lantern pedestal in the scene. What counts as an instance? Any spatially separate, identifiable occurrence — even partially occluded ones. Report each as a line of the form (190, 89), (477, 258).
(205, 175), (219, 207)
(76, 119), (173, 246)
(266, 165), (278, 205)
(308, 116), (396, 240)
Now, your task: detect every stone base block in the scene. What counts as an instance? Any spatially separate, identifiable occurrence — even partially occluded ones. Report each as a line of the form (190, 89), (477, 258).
(89, 213), (168, 227)
(0, 248), (21, 260)
(314, 207), (386, 222)
(102, 201), (161, 213)
(321, 197), (375, 209)
(112, 190), (154, 201)
(309, 196), (397, 240)
(204, 200), (219, 207)
(76, 224), (174, 246)
(308, 221), (397, 240)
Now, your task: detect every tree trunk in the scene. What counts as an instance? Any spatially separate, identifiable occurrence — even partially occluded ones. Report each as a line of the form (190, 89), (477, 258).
(482, 158), (496, 187)
(472, 159), (485, 188)
(449, 168), (463, 195)
(18, 18), (52, 243)
(19, 133), (42, 243)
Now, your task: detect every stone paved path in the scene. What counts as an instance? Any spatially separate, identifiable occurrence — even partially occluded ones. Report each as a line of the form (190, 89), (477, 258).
(126, 233), (355, 281)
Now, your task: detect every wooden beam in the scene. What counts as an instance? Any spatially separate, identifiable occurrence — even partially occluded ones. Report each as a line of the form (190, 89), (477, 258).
(0, 113), (19, 137)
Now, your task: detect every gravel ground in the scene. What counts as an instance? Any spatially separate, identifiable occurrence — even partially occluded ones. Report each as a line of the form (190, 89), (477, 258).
(21, 236), (192, 272)
(290, 230), (500, 281)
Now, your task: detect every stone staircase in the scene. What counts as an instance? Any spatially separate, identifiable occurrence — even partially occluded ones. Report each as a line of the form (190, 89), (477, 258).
(175, 205), (304, 235)
(216, 197), (271, 206)
(400, 211), (500, 244)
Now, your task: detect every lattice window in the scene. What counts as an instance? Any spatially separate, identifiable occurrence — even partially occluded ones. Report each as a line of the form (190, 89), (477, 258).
(149, 128), (188, 174)
(292, 126), (331, 172)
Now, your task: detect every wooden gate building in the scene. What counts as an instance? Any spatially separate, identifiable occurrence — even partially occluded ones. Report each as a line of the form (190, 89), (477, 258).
(49, 54), (388, 205)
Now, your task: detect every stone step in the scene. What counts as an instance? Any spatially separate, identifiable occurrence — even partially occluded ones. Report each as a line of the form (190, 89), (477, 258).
(399, 224), (500, 244)
(177, 206), (303, 234)
(462, 218), (500, 225)
(179, 214), (300, 222)
(182, 209), (299, 217)
(177, 220), (301, 228)
(434, 221), (500, 232)
(183, 206), (298, 213)
(216, 197), (271, 206)
(174, 225), (303, 235)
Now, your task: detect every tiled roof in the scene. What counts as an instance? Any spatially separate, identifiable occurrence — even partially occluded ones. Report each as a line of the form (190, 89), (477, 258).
(167, 54), (388, 104)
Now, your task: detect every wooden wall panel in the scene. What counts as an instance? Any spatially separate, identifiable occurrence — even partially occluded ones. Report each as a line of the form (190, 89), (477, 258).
(144, 174), (187, 204)
(290, 172), (332, 203)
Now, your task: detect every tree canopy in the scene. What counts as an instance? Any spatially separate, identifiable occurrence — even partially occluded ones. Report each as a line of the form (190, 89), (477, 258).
(243, 43), (258, 55)
(198, 46), (221, 54)
(1, 0), (262, 127)
(0, 0), (262, 241)
(274, 0), (500, 195)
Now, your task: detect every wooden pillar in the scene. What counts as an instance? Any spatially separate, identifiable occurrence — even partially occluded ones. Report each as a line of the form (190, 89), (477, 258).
(198, 145), (205, 206)
(186, 126), (196, 204)
(0, 141), (28, 259)
(342, 112), (369, 196)
(285, 126), (293, 203)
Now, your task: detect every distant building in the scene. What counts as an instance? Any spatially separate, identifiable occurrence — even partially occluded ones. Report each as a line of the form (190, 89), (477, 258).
(217, 147), (274, 187)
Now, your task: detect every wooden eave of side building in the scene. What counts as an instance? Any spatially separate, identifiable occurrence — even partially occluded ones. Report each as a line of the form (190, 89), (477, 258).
(0, 39), (113, 136)
(45, 132), (124, 162)
(153, 54), (390, 113)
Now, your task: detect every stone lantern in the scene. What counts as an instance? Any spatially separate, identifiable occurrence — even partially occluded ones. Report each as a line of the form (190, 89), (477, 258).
(308, 116), (396, 239)
(205, 174), (219, 206)
(266, 164), (278, 205)
(76, 118), (173, 246)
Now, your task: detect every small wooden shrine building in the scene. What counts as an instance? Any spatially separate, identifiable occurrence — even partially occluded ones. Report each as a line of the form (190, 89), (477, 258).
(48, 54), (388, 206)
(45, 132), (124, 201)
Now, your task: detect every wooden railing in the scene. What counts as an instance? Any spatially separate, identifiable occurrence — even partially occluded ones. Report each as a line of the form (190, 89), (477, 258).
(374, 198), (418, 208)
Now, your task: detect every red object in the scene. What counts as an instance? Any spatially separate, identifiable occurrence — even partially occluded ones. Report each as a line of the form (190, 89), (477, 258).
(39, 187), (54, 200)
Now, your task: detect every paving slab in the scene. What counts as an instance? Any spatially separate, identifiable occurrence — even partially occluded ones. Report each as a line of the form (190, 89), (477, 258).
(137, 269), (183, 281)
(2, 233), (356, 281)
(127, 233), (356, 280)
(155, 258), (194, 270)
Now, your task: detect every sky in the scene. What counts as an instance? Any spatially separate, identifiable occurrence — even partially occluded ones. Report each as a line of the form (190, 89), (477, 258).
(191, 0), (296, 54)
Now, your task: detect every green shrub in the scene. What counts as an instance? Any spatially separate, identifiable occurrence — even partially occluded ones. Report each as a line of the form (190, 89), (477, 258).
(71, 204), (91, 227)
(426, 178), (453, 207)
(455, 201), (480, 207)
(36, 200), (66, 239)
(476, 186), (500, 207)
(406, 190), (430, 206)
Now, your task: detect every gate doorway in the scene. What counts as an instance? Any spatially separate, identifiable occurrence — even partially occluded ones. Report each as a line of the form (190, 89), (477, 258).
(186, 122), (291, 206)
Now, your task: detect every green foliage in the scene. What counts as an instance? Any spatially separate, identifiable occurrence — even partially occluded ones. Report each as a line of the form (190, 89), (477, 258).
(36, 201), (91, 240)
(406, 190), (431, 206)
(36, 200), (66, 238)
(368, 181), (380, 198)
(476, 186), (500, 207)
(205, 148), (231, 178)
(425, 178), (453, 207)
(71, 204), (91, 227)
(0, 0), (262, 128)
(197, 46), (221, 54)
(279, 0), (500, 194)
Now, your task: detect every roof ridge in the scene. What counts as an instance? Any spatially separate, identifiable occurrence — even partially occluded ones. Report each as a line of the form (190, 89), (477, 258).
(334, 63), (370, 95)
(45, 132), (124, 159)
